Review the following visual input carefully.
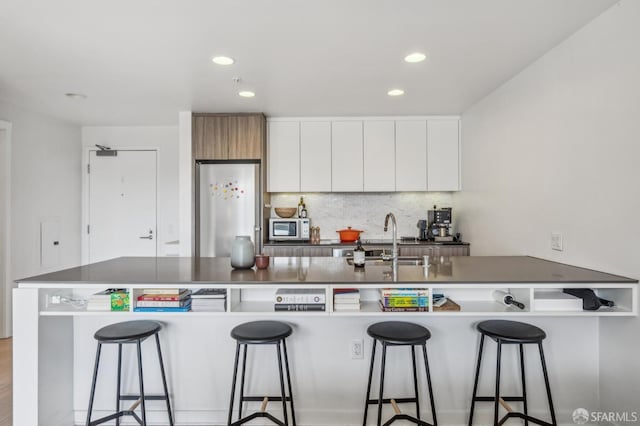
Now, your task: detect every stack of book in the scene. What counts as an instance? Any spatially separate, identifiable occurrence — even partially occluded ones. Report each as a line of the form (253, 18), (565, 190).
(275, 288), (325, 311)
(87, 289), (129, 312)
(134, 288), (192, 312)
(191, 288), (227, 312)
(333, 288), (361, 311)
(379, 288), (428, 312)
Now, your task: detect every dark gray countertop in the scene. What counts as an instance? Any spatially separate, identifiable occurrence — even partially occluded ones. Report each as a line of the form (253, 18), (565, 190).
(264, 239), (470, 247)
(17, 256), (637, 286)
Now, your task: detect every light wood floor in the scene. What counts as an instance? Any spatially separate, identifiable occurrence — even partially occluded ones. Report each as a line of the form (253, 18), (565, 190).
(0, 338), (11, 426)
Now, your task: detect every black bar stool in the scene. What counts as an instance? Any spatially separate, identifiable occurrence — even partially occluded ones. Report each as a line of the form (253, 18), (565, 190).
(228, 320), (296, 426)
(468, 319), (557, 426)
(363, 321), (437, 426)
(85, 320), (174, 426)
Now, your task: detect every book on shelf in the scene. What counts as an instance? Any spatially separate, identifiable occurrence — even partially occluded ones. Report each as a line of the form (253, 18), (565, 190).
(191, 288), (227, 298)
(137, 289), (192, 301)
(136, 299), (191, 308)
(275, 288), (325, 304)
(142, 288), (187, 295)
(333, 288), (359, 295)
(333, 302), (361, 311)
(380, 288), (429, 297)
(87, 289), (127, 311)
(274, 303), (326, 312)
(378, 301), (427, 312)
(334, 289), (360, 303)
(381, 296), (429, 308)
(133, 303), (192, 312)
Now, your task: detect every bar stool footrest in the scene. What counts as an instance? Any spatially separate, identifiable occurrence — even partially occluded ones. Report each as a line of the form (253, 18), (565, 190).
(230, 411), (285, 426)
(382, 413), (434, 426)
(88, 410), (143, 426)
(366, 397), (418, 405)
(241, 395), (291, 402)
(119, 394), (170, 401)
(473, 396), (524, 402)
(499, 412), (555, 426)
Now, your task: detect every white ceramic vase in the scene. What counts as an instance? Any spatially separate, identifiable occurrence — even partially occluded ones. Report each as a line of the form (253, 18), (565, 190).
(230, 236), (255, 269)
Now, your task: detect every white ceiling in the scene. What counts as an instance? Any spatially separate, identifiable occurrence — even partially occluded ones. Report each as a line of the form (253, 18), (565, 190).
(0, 0), (617, 126)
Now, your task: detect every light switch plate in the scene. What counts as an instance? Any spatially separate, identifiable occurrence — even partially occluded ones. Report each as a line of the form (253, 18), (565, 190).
(551, 232), (563, 251)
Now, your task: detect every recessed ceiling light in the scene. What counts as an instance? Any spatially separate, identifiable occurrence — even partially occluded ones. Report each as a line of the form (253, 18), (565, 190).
(404, 52), (427, 63)
(387, 89), (404, 97)
(65, 93), (87, 100)
(212, 56), (235, 65)
(238, 91), (255, 98)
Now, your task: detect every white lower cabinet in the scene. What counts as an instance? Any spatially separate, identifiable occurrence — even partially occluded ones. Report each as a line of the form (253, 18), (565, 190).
(331, 121), (363, 192)
(363, 121), (395, 191)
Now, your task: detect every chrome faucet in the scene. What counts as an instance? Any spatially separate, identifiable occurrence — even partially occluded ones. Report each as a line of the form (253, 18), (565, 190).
(384, 212), (398, 271)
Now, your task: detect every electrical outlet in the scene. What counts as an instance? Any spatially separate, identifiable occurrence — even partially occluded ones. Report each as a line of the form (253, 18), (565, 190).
(551, 232), (563, 251)
(351, 339), (364, 359)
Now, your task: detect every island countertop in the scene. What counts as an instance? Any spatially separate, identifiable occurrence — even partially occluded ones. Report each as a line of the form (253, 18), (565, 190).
(16, 255), (637, 286)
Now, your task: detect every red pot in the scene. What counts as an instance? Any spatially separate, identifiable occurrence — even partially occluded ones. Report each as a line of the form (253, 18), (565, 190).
(336, 227), (364, 242)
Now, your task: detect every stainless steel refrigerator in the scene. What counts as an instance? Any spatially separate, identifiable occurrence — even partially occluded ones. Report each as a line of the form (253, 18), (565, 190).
(196, 161), (261, 257)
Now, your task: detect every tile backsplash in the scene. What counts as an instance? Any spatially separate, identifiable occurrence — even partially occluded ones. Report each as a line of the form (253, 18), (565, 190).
(269, 193), (454, 240)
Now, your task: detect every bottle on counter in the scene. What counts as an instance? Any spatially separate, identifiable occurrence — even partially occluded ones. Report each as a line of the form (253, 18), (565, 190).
(298, 196), (305, 218)
(353, 238), (365, 268)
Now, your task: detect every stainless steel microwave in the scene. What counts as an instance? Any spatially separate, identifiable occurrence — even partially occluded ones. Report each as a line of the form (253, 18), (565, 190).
(268, 218), (310, 241)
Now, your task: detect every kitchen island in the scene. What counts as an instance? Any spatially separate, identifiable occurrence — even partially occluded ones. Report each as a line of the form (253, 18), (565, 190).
(13, 256), (637, 425)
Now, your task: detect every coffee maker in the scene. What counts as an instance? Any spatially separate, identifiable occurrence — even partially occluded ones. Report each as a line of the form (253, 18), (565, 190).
(418, 206), (454, 241)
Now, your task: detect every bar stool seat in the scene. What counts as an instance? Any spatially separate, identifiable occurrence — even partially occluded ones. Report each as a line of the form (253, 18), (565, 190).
(363, 321), (437, 426)
(228, 321), (296, 426)
(231, 320), (292, 343)
(469, 320), (556, 426)
(477, 320), (546, 343)
(86, 320), (173, 426)
(367, 321), (431, 345)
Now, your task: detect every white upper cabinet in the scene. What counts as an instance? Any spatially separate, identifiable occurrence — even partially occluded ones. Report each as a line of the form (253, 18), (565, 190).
(268, 121), (300, 192)
(300, 122), (332, 192)
(395, 120), (427, 191)
(363, 121), (395, 192)
(331, 121), (363, 192)
(427, 119), (460, 191)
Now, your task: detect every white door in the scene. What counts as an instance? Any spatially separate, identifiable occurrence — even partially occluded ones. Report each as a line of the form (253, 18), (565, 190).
(88, 150), (157, 263)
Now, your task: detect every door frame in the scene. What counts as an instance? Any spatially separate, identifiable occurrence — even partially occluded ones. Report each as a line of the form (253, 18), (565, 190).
(0, 120), (12, 337)
(81, 146), (160, 265)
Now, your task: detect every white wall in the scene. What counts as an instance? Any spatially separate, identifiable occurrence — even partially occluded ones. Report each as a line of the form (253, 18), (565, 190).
(270, 192), (454, 241)
(456, 0), (640, 418)
(0, 122), (10, 338)
(81, 126), (179, 257)
(0, 100), (82, 335)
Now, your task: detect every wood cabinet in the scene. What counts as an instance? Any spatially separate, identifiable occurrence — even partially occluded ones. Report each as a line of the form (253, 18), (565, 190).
(395, 120), (427, 191)
(400, 245), (470, 257)
(331, 121), (363, 192)
(263, 246), (333, 257)
(192, 113), (265, 161)
(427, 119), (460, 191)
(300, 121), (332, 192)
(267, 121), (300, 192)
(364, 121), (395, 191)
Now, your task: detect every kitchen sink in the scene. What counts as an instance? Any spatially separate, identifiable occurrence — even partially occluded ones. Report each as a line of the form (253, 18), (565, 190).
(345, 256), (424, 266)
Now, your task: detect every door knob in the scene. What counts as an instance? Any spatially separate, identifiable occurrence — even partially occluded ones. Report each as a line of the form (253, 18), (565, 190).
(139, 229), (153, 240)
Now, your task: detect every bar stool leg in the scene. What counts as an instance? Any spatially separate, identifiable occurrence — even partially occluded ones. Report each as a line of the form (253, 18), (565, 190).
(227, 342), (241, 426)
(363, 339), (377, 426)
(411, 345), (420, 421)
(422, 344), (437, 426)
(276, 341), (289, 425)
(519, 344), (528, 426)
(282, 339), (297, 426)
(86, 343), (103, 426)
(116, 344), (122, 426)
(155, 334), (174, 426)
(238, 344), (248, 421)
(468, 334), (485, 426)
(377, 343), (387, 426)
(493, 341), (502, 426)
(136, 339), (147, 426)
(538, 342), (557, 426)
